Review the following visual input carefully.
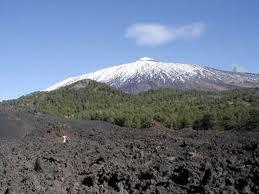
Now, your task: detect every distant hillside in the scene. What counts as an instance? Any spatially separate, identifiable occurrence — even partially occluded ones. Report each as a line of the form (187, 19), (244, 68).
(46, 57), (259, 93)
(4, 80), (259, 130)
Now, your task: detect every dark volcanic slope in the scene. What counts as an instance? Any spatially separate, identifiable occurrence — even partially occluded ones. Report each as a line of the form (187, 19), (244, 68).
(0, 105), (33, 139)
(0, 107), (259, 193)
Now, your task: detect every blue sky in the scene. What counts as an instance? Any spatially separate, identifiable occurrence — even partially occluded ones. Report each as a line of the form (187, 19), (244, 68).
(0, 0), (259, 100)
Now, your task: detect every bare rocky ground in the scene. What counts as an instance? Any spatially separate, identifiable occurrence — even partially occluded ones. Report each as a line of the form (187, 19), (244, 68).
(0, 105), (259, 193)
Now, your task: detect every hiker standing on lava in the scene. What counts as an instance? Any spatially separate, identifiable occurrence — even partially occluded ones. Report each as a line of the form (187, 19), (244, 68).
(62, 135), (68, 143)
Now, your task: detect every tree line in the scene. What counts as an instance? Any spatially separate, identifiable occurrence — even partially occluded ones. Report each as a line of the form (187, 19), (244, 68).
(4, 80), (259, 130)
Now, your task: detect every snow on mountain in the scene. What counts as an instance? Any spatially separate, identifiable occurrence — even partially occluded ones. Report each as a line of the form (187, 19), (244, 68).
(45, 57), (259, 93)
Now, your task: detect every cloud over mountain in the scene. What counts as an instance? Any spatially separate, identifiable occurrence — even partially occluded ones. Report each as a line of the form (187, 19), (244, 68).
(125, 22), (205, 46)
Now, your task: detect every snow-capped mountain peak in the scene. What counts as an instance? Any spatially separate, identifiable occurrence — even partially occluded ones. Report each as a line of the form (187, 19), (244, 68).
(45, 57), (259, 93)
(138, 57), (157, 62)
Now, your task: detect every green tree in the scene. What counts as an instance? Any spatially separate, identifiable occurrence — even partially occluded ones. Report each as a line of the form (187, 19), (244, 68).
(193, 114), (214, 130)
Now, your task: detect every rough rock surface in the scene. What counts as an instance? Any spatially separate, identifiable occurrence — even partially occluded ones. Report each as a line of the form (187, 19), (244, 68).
(0, 106), (259, 193)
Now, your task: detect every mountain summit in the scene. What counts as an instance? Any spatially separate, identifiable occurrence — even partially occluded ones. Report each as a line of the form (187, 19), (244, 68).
(46, 57), (259, 93)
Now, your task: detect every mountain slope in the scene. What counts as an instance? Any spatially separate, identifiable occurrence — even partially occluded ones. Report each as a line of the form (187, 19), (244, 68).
(46, 57), (259, 93)
(5, 80), (259, 130)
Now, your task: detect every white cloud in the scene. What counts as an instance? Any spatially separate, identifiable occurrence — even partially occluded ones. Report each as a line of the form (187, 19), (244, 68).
(125, 22), (205, 46)
(232, 64), (247, 73)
